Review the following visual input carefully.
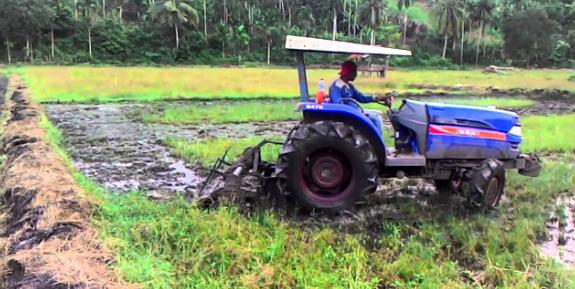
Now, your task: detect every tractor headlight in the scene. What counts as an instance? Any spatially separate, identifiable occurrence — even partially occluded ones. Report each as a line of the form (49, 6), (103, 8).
(509, 126), (522, 137)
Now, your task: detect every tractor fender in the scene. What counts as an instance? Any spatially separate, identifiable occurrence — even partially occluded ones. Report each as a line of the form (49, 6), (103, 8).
(300, 104), (387, 166)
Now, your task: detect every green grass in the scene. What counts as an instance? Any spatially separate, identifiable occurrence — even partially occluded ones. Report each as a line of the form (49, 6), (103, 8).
(95, 160), (574, 289)
(38, 102), (575, 288)
(143, 97), (533, 125)
(142, 102), (301, 125)
(522, 114), (575, 153)
(18, 66), (575, 103)
(165, 137), (282, 167)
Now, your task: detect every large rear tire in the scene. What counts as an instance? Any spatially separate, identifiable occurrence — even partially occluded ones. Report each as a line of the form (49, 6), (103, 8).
(276, 121), (379, 211)
(468, 159), (506, 209)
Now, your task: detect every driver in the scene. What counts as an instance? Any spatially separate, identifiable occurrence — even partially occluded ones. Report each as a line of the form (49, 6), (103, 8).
(329, 60), (392, 133)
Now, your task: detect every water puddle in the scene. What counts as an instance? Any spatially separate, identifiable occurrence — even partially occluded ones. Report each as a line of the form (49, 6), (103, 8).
(541, 197), (575, 269)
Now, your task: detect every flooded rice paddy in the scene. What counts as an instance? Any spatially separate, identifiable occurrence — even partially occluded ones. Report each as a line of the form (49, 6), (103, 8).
(46, 98), (575, 269)
(46, 102), (297, 195)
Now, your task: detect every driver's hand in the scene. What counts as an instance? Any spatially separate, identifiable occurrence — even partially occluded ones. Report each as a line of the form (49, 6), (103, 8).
(385, 90), (399, 98)
(374, 94), (394, 106)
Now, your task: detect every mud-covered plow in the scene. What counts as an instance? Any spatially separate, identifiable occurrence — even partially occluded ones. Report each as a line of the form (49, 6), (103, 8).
(198, 140), (284, 207)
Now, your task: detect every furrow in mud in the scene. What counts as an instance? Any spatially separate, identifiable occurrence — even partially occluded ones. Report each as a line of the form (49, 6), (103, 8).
(0, 77), (126, 289)
(45, 103), (297, 195)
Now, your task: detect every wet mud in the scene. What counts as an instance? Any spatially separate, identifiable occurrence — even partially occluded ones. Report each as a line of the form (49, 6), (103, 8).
(45, 102), (297, 195)
(541, 196), (575, 269)
(508, 100), (575, 116)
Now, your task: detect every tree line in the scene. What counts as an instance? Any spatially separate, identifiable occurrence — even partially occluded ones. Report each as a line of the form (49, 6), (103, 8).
(0, 0), (573, 67)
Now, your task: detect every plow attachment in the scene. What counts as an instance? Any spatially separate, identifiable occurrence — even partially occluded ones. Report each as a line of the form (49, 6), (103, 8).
(198, 140), (284, 207)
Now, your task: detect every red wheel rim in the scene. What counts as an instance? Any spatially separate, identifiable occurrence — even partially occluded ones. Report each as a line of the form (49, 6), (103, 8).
(310, 155), (344, 189)
(452, 179), (462, 189)
(300, 150), (352, 201)
(484, 177), (500, 207)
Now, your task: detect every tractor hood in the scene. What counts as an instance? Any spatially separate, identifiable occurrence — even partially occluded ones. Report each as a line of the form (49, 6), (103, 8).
(423, 101), (520, 133)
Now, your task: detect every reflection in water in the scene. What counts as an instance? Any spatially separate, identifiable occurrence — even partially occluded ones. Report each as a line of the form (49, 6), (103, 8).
(541, 197), (575, 269)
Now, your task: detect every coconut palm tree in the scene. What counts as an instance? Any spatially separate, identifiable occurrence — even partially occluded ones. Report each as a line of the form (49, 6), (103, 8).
(78, 0), (98, 59)
(359, 0), (385, 45)
(471, 0), (495, 65)
(265, 26), (281, 65)
(397, 0), (413, 46)
(150, 0), (199, 49)
(294, 5), (315, 36)
(434, 0), (463, 59)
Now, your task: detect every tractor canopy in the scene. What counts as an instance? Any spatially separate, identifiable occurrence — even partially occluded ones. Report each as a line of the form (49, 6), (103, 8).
(284, 36), (412, 102)
(285, 35), (412, 56)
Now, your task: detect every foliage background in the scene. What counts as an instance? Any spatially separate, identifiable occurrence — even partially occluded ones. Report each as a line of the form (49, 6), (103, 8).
(0, 0), (573, 67)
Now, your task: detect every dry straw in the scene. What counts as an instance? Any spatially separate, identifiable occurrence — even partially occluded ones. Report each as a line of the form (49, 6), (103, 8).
(0, 76), (135, 289)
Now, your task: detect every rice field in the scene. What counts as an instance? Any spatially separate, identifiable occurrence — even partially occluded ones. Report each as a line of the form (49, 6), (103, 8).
(19, 66), (575, 103)
(141, 98), (534, 125)
(521, 114), (575, 152)
(6, 67), (575, 289)
(44, 117), (575, 288)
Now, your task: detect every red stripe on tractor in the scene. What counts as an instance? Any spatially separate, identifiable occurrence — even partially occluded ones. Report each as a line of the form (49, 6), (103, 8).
(429, 125), (507, 141)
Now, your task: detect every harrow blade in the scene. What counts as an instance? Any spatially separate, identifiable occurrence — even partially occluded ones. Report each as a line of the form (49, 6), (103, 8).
(198, 140), (283, 208)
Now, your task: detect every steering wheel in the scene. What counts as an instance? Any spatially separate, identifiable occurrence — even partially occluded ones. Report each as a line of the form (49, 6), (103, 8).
(375, 90), (399, 109)
(340, 98), (365, 113)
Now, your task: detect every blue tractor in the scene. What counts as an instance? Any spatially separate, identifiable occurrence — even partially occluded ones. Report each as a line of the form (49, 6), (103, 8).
(271, 36), (541, 211)
(201, 36), (541, 212)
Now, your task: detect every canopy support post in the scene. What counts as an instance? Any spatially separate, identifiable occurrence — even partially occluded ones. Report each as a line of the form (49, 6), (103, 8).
(296, 51), (309, 102)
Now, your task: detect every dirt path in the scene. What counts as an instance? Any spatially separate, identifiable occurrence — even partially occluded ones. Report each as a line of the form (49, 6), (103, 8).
(46, 103), (297, 195)
(0, 77), (125, 289)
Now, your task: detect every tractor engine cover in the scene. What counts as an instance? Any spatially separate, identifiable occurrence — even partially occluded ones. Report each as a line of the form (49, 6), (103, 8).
(424, 102), (521, 160)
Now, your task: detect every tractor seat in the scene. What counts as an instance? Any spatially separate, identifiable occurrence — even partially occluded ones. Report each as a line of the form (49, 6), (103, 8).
(364, 109), (384, 121)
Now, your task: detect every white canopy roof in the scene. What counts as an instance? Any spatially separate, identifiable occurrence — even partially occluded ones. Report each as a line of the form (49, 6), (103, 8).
(285, 35), (412, 57)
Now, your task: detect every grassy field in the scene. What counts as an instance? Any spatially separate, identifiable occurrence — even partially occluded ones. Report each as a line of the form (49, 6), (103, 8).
(142, 102), (301, 125)
(30, 66), (575, 288)
(142, 97), (534, 125)
(42, 113), (575, 288)
(165, 137), (282, 167)
(19, 66), (575, 103)
(522, 114), (575, 152)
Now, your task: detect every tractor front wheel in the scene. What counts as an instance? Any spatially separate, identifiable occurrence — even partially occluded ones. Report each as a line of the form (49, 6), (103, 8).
(276, 121), (379, 211)
(468, 159), (506, 209)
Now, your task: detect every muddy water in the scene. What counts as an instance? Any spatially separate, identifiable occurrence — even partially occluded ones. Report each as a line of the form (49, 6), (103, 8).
(541, 197), (575, 269)
(46, 102), (297, 195)
(509, 100), (575, 116)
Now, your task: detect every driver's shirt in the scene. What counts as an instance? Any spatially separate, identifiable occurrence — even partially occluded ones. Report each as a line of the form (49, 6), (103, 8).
(329, 79), (373, 109)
